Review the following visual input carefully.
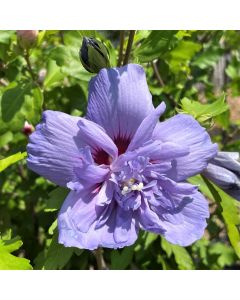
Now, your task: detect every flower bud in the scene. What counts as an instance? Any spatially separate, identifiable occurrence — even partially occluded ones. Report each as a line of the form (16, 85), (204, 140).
(37, 68), (47, 84)
(80, 37), (110, 73)
(202, 151), (240, 201)
(17, 30), (39, 49)
(22, 121), (34, 136)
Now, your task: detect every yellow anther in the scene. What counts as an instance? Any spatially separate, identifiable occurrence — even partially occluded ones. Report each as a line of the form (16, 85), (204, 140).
(128, 178), (135, 184)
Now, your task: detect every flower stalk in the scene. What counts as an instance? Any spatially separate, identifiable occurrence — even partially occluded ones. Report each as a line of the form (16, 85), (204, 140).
(151, 61), (165, 87)
(24, 49), (36, 82)
(123, 30), (135, 65)
(94, 248), (107, 270)
(117, 30), (125, 67)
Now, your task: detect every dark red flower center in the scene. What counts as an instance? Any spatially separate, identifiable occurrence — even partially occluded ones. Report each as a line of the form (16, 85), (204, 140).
(93, 136), (131, 165)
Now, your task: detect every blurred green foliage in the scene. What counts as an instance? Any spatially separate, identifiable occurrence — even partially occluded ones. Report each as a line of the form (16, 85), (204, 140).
(0, 30), (240, 270)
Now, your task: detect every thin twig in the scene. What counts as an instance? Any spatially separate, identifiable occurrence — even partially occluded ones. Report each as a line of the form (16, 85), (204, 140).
(94, 248), (107, 270)
(152, 60), (176, 107)
(151, 61), (165, 87)
(123, 30), (135, 65)
(59, 30), (65, 45)
(24, 49), (36, 82)
(117, 30), (125, 66)
(18, 163), (26, 180)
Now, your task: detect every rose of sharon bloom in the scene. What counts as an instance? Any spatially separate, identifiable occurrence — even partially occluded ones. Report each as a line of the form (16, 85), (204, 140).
(27, 64), (218, 250)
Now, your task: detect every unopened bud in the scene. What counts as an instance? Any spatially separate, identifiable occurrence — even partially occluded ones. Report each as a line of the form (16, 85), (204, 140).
(38, 68), (47, 84)
(17, 30), (39, 49)
(80, 37), (110, 73)
(22, 121), (34, 136)
(202, 151), (240, 201)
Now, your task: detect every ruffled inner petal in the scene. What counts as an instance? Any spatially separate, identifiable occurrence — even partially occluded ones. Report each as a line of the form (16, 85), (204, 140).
(149, 178), (209, 246)
(58, 195), (139, 250)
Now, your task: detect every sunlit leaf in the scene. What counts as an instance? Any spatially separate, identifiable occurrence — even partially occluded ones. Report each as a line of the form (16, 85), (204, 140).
(161, 237), (195, 270)
(0, 152), (27, 172)
(134, 30), (177, 62)
(43, 60), (65, 89)
(0, 233), (32, 270)
(49, 46), (92, 81)
(167, 40), (202, 73)
(177, 94), (229, 125)
(209, 243), (236, 268)
(189, 175), (240, 258)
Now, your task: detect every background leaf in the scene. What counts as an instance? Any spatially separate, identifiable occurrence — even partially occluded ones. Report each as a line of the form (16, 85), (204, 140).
(0, 233), (32, 270)
(0, 152), (26, 172)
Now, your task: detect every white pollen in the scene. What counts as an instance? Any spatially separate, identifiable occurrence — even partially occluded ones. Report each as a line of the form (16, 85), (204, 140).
(121, 186), (129, 195)
(121, 179), (144, 196)
(131, 185), (138, 191)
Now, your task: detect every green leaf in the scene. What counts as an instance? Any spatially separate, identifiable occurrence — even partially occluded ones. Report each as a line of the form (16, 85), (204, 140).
(168, 40), (202, 73)
(0, 82), (43, 132)
(0, 152), (27, 172)
(192, 47), (223, 69)
(36, 30), (46, 46)
(43, 230), (74, 270)
(192, 239), (237, 269)
(0, 131), (13, 148)
(175, 30), (193, 40)
(134, 31), (177, 63)
(61, 30), (96, 51)
(203, 176), (240, 258)
(225, 57), (240, 79)
(192, 239), (209, 266)
(1, 82), (32, 122)
(144, 232), (158, 249)
(110, 245), (135, 270)
(45, 187), (69, 212)
(177, 95), (229, 126)
(215, 110), (230, 129)
(77, 30), (96, 38)
(0, 251), (32, 270)
(161, 238), (195, 270)
(104, 39), (117, 68)
(0, 31), (14, 44)
(189, 175), (240, 258)
(0, 234), (32, 270)
(43, 60), (65, 89)
(48, 220), (57, 235)
(21, 86), (43, 124)
(209, 243), (237, 268)
(49, 46), (92, 82)
(49, 45), (70, 66)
